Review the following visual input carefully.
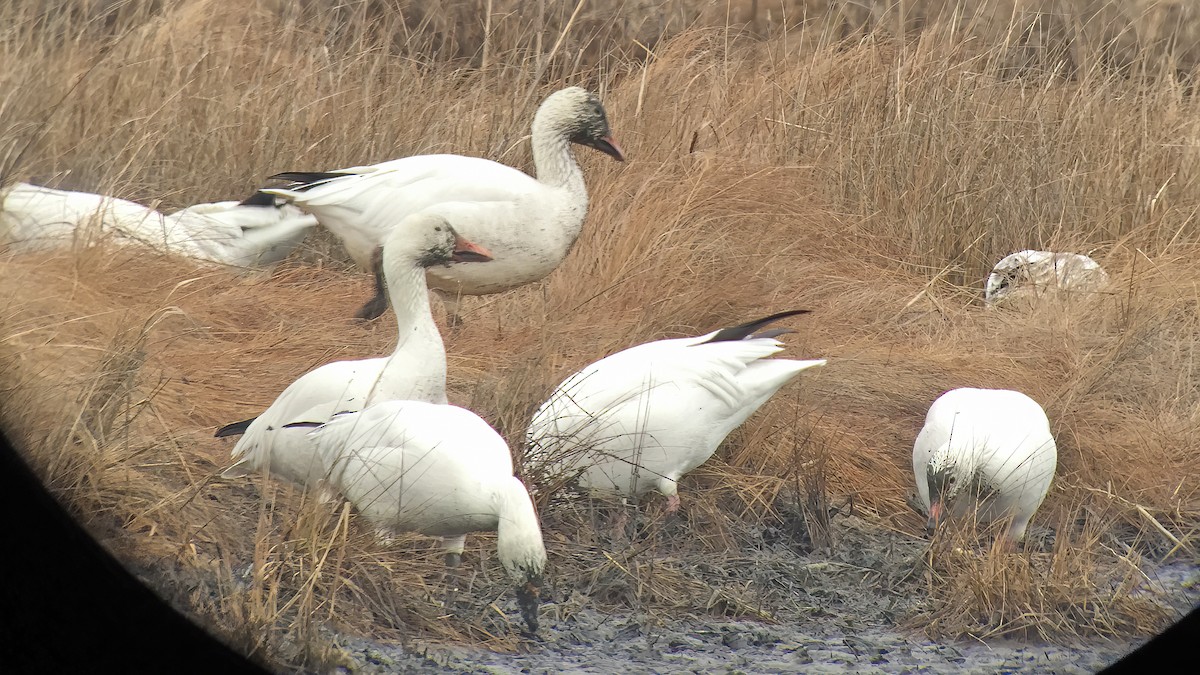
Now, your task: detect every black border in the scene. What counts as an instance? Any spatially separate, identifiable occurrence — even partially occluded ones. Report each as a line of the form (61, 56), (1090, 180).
(0, 428), (271, 674)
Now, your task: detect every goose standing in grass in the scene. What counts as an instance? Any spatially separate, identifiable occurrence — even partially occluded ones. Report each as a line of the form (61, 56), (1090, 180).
(913, 387), (1058, 544)
(984, 249), (1109, 306)
(215, 212), (492, 489)
(284, 400), (547, 634)
(0, 182), (317, 267)
(526, 310), (826, 513)
(257, 86), (625, 324)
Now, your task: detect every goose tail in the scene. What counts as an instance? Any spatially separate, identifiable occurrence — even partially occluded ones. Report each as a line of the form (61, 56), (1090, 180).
(701, 309), (813, 344)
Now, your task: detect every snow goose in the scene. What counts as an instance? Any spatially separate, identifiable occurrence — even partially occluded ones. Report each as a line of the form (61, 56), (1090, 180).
(258, 86), (625, 323)
(913, 387), (1058, 544)
(984, 249), (1109, 306)
(284, 400), (548, 634)
(215, 212), (492, 489)
(162, 192), (318, 267)
(526, 310), (826, 512)
(0, 182), (317, 267)
(1, 182), (162, 252)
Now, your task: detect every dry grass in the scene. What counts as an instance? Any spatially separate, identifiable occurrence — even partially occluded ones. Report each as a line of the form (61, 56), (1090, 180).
(3, 0), (1199, 670)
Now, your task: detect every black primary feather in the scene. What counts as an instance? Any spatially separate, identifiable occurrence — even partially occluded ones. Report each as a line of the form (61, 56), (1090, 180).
(268, 171), (348, 191)
(236, 191), (278, 207)
(698, 309), (813, 344)
(214, 417), (256, 438)
(280, 421), (323, 430)
(280, 410), (356, 430)
(749, 327), (796, 341)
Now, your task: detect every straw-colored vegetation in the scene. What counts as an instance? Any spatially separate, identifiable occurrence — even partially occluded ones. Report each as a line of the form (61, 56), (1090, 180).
(2, 0), (1198, 670)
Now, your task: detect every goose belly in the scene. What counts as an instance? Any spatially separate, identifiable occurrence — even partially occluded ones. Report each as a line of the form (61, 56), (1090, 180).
(549, 422), (715, 498)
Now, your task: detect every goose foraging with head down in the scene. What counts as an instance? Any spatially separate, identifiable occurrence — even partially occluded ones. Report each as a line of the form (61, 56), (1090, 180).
(258, 86), (624, 324)
(0, 182), (317, 267)
(913, 387), (1058, 544)
(215, 212), (492, 488)
(526, 310), (826, 512)
(285, 400), (548, 634)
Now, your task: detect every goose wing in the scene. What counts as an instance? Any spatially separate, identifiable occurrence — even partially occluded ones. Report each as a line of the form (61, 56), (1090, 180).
(223, 358), (386, 481)
(261, 155), (547, 267)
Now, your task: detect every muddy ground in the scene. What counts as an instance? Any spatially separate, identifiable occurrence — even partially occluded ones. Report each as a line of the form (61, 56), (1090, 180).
(328, 547), (1195, 674)
(136, 509), (1196, 675)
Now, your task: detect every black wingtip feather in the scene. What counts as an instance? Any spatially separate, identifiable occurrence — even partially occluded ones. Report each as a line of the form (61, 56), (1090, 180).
(237, 191), (277, 207)
(214, 417), (256, 438)
(267, 171), (347, 191)
(281, 410), (356, 430)
(280, 421), (324, 430)
(749, 327), (796, 341)
(700, 309), (813, 344)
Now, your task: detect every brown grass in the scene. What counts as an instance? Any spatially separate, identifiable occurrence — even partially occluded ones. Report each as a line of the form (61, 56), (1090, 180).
(3, 0), (1199, 670)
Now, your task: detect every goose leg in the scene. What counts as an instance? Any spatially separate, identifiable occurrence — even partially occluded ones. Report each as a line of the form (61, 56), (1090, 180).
(316, 481), (339, 505)
(354, 247), (389, 321)
(441, 535), (467, 609)
(1001, 518), (1030, 553)
(665, 493), (681, 515)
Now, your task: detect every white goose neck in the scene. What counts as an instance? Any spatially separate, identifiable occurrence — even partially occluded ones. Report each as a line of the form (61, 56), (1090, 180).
(495, 477), (547, 582)
(530, 112), (587, 198)
(366, 260), (447, 405)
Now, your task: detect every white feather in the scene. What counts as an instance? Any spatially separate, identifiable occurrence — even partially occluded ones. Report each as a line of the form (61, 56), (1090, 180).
(527, 321), (826, 502)
(260, 87), (622, 308)
(912, 387), (1058, 541)
(307, 401), (547, 583)
(984, 249), (1109, 306)
(0, 182), (316, 267)
(220, 213), (479, 485)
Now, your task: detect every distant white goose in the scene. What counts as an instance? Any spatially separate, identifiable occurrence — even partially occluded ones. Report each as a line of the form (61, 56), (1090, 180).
(913, 387), (1058, 543)
(0, 182), (317, 267)
(526, 310), (826, 512)
(215, 212), (492, 488)
(284, 400), (548, 634)
(985, 249), (1109, 306)
(258, 86), (625, 323)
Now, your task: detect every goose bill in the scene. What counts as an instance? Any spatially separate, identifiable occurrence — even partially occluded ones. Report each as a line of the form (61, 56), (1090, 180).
(452, 236), (493, 263)
(926, 501), (944, 533)
(575, 134), (624, 162)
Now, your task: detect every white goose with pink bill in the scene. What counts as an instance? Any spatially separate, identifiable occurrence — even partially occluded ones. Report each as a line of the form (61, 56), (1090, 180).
(214, 213), (492, 492)
(526, 310), (826, 514)
(282, 400), (548, 635)
(255, 86), (625, 325)
(913, 387), (1058, 546)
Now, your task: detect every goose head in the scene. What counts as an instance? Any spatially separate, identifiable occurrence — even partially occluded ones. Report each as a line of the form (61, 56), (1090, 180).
(535, 87), (625, 162)
(499, 526), (547, 635)
(383, 213), (493, 273)
(514, 570), (545, 635)
(495, 477), (549, 634)
(923, 444), (971, 533)
(984, 250), (1042, 305)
